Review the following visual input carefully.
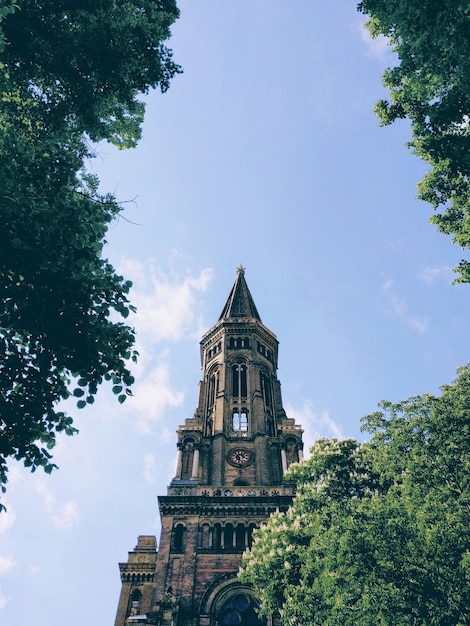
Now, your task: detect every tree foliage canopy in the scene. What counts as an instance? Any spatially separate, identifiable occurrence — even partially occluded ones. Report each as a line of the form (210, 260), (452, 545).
(0, 0), (180, 504)
(358, 1), (470, 282)
(240, 365), (470, 625)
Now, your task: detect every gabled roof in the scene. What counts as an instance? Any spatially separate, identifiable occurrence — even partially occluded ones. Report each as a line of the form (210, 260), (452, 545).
(218, 266), (262, 322)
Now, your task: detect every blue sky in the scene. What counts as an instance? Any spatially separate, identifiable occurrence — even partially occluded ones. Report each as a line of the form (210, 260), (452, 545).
(2, 3), (470, 625)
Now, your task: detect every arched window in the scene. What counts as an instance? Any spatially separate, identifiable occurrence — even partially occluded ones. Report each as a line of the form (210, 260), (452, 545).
(247, 523), (257, 548)
(286, 438), (299, 467)
(224, 523), (234, 549)
(232, 409), (248, 434)
(213, 523), (222, 549)
(260, 372), (272, 410)
(128, 588), (142, 617)
(181, 438), (195, 479)
(201, 523), (211, 548)
(173, 523), (185, 551)
(218, 593), (265, 625)
(232, 362), (247, 398)
(207, 369), (219, 413)
(235, 523), (245, 549)
(206, 368), (219, 435)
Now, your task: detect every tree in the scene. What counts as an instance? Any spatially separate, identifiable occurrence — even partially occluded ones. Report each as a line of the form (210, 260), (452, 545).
(0, 1), (181, 505)
(240, 365), (470, 624)
(357, 1), (470, 282)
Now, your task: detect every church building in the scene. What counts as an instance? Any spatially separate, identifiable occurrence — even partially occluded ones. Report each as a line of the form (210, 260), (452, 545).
(113, 268), (304, 626)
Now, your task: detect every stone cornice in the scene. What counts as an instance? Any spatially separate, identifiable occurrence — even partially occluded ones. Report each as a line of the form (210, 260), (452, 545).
(158, 494), (293, 518)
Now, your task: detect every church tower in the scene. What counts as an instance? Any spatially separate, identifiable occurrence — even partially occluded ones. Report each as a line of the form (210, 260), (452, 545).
(114, 268), (304, 626)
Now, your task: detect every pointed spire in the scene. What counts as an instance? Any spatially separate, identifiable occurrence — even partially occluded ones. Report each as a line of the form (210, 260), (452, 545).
(218, 266), (262, 321)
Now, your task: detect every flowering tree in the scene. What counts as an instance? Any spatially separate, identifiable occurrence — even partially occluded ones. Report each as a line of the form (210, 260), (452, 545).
(241, 366), (470, 624)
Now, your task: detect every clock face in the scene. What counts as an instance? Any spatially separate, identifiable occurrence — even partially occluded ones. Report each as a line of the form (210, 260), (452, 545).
(227, 448), (253, 467)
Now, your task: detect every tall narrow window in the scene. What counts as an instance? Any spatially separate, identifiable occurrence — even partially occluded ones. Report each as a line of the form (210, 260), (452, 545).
(260, 373), (272, 410)
(261, 372), (274, 436)
(201, 523), (211, 548)
(247, 523), (257, 548)
(232, 363), (247, 398)
(173, 523), (185, 551)
(236, 523), (245, 549)
(129, 589), (142, 617)
(207, 370), (219, 411)
(286, 438), (299, 467)
(181, 438), (195, 480)
(224, 523), (234, 548)
(213, 524), (222, 549)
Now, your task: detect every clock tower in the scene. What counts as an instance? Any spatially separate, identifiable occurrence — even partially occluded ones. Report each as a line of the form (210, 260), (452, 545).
(114, 268), (304, 626)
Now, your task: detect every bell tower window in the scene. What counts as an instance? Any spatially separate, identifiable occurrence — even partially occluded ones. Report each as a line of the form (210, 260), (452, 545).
(172, 523), (185, 551)
(261, 371), (275, 436)
(260, 372), (272, 410)
(181, 438), (195, 480)
(232, 409), (248, 434)
(286, 437), (300, 467)
(208, 370), (218, 410)
(232, 362), (247, 398)
(128, 589), (142, 617)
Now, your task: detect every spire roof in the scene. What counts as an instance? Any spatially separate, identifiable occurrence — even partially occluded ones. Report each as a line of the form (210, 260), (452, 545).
(218, 266), (262, 322)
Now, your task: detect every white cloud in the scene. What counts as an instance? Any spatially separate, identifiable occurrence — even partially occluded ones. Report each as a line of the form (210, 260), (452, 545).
(119, 260), (213, 345)
(418, 265), (454, 285)
(381, 279), (428, 334)
(358, 18), (394, 62)
(51, 500), (79, 531)
(0, 555), (15, 575)
(34, 480), (79, 530)
(90, 262), (212, 434)
(285, 399), (344, 455)
(130, 353), (185, 434)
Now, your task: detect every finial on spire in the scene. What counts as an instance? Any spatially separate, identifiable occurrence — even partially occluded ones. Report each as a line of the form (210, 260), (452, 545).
(218, 266), (261, 322)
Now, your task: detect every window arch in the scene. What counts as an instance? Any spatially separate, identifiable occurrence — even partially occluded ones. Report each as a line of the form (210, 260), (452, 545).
(232, 361), (248, 399)
(224, 523), (234, 549)
(181, 437), (195, 479)
(217, 592), (265, 625)
(128, 588), (142, 617)
(232, 408), (248, 434)
(213, 523), (222, 549)
(206, 368), (219, 435)
(235, 523), (245, 549)
(285, 437), (300, 467)
(173, 523), (185, 551)
(260, 371), (273, 410)
(201, 523), (211, 548)
(247, 523), (257, 548)
(207, 368), (219, 412)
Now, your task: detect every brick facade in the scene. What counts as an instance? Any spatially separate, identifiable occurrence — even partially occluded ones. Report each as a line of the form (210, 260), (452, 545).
(114, 269), (304, 626)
